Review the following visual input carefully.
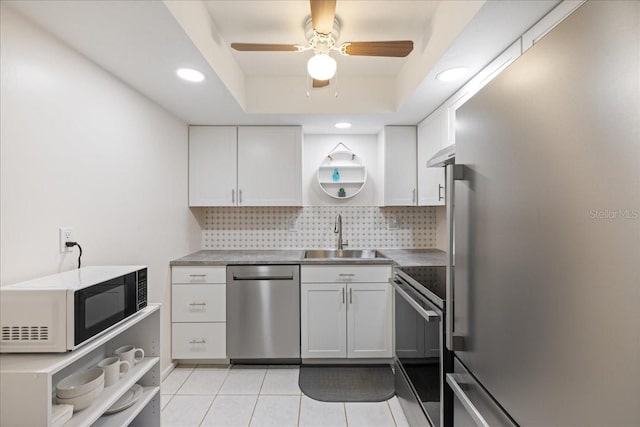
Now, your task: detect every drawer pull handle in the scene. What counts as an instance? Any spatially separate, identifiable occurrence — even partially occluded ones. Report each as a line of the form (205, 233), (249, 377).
(189, 274), (206, 278)
(189, 339), (207, 344)
(338, 273), (355, 277)
(189, 302), (207, 307)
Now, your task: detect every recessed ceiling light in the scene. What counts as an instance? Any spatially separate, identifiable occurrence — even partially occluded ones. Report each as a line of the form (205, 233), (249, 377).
(335, 122), (352, 129)
(436, 66), (468, 82)
(176, 68), (205, 82)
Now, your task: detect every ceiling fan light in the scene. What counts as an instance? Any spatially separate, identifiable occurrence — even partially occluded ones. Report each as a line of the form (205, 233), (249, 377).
(436, 66), (468, 82)
(307, 53), (337, 81)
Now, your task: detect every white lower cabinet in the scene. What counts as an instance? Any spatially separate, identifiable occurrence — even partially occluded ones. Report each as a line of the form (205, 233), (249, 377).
(172, 323), (226, 359)
(301, 283), (348, 358)
(171, 284), (226, 323)
(347, 283), (393, 358)
(301, 265), (393, 359)
(171, 266), (227, 360)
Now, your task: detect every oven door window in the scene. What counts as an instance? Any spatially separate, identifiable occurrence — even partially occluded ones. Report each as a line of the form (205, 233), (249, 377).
(395, 279), (443, 426)
(74, 274), (136, 345)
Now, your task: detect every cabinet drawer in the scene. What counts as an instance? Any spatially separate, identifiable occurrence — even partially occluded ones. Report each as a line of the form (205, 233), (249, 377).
(301, 265), (392, 283)
(172, 266), (226, 284)
(172, 285), (225, 322)
(172, 323), (226, 359)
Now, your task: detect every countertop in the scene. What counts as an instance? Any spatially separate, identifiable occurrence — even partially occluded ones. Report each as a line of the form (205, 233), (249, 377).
(170, 248), (446, 267)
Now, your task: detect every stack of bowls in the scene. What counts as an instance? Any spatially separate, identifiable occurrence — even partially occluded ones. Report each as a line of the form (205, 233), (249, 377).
(56, 368), (105, 412)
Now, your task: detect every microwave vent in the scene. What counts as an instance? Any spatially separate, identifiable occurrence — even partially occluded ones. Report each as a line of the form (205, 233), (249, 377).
(1, 325), (49, 341)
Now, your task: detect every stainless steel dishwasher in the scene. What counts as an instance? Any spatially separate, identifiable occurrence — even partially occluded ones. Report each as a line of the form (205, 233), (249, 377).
(227, 265), (300, 361)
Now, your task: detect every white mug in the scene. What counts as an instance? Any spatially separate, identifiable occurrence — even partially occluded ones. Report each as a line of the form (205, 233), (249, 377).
(98, 356), (130, 387)
(115, 345), (145, 366)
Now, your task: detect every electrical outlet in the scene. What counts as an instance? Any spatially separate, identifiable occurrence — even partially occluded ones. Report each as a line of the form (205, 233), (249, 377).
(387, 215), (399, 230)
(59, 227), (73, 253)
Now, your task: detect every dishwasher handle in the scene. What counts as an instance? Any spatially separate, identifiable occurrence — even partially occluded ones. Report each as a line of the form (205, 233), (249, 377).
(231, 275), (295, 281)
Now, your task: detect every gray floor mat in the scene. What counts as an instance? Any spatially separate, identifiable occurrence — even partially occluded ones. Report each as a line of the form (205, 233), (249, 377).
(299, 365), (395, 402)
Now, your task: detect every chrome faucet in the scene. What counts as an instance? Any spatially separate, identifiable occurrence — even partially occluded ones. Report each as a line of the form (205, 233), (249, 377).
(334, 214), (348, 250)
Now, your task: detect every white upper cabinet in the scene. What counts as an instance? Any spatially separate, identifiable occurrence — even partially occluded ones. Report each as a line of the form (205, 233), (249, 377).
(237, 126), (302, 206)
(417, 108), (446, 206)
(189, 126), (302, 207)
(189, 126), (237, 207)
(379, 126), (418, 206)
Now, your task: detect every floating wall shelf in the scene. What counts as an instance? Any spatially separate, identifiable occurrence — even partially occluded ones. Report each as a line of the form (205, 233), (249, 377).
(317, 143), (367, 199)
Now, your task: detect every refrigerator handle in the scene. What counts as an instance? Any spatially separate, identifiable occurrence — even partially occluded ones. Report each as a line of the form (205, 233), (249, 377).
(446, 164), (466, 351)
(446, 373), (491, 427)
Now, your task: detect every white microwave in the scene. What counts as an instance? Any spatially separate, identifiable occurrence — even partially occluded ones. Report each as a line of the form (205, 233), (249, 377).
(0, 266), (147, 353)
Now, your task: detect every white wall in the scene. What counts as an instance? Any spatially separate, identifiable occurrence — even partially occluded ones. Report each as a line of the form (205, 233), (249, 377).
(0, 5), (202, 370)
(303, 134), (379, 206)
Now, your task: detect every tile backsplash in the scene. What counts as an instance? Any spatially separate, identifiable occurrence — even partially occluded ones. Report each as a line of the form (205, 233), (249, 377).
(202, 206), (436, 249)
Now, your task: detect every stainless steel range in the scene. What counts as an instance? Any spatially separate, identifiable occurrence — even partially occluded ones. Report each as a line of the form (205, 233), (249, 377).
(392, 266), (452, 427)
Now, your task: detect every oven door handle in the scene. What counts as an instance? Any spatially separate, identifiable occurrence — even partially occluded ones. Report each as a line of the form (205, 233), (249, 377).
(390, 279), (440, 322)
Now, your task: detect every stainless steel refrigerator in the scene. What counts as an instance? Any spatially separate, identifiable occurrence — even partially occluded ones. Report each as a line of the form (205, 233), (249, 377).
(444, 1), (640, 425)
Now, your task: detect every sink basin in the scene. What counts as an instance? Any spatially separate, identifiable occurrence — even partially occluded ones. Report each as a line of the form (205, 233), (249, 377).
(304, 249), (383, 259)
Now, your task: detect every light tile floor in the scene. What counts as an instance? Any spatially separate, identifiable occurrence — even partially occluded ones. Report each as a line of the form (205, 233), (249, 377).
(161, 364), (410, 427)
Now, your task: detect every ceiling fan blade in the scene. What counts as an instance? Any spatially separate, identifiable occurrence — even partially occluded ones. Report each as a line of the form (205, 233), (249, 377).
(310, 0), (336, 35)
(312, 79), (330, 88)
(342, 41), (414, 57)
(231, 43), (300, 52)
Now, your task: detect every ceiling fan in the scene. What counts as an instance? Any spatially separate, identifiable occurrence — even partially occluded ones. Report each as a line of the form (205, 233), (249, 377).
(230, 0), (414, 88)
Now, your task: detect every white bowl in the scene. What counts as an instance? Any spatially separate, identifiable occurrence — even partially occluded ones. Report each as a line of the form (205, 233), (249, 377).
(56, 368), (104, 399)
(57, 382), (104, 412)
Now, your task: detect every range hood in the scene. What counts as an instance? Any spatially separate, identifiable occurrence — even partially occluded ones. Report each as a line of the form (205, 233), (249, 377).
(427, 144), (455, 167)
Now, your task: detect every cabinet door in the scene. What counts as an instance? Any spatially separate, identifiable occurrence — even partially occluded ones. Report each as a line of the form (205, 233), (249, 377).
(237, 126), (302, 206)
(347, 283), (392, 358)
(381, 126), (417, 206)
(189, 126), (237, 206)
(417, 109), (446, 206)
(301, 283), (347, 358)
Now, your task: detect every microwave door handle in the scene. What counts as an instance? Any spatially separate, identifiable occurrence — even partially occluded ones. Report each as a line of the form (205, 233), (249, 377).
(446, 373), (491, 427)
(446, 164), (466, 351)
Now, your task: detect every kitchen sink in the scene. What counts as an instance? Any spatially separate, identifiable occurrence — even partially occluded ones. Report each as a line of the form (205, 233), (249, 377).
(303, 249), (384, 259)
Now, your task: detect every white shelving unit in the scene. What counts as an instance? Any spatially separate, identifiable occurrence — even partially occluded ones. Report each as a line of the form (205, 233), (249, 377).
(317, 144), (367, 199)
(0, 305), (161, 427)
